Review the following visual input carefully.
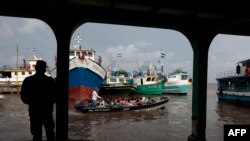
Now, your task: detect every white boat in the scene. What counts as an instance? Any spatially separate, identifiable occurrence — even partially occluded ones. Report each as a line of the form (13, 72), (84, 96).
(0, 55), (50, 86)
(163, 68), (192, 94)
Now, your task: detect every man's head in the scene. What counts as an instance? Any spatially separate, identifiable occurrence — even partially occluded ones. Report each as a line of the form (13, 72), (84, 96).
(35, 60), (47, 74)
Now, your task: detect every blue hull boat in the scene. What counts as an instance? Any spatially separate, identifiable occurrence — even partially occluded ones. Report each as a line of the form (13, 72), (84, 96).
(216, 59), (250, 104)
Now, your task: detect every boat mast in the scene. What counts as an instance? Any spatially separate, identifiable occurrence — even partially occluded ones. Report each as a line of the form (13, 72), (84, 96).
(16, 44), (19, 86)
(74, 34), (82, 50)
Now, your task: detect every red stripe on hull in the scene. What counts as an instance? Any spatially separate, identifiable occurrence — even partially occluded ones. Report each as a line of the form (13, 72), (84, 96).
(69, 86), (99, 101)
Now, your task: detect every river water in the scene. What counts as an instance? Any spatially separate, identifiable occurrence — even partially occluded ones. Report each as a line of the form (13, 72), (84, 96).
(1, 83), (250, 141)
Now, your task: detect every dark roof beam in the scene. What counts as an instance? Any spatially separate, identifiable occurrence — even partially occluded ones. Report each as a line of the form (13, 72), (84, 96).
(210, 15), (250, 35)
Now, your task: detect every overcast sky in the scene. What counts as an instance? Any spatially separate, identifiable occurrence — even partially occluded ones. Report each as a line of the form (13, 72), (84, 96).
(1, 16), (250, 83)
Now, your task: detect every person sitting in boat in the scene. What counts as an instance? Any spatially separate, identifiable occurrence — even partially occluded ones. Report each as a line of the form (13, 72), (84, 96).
(140, 96), (146, 104)
(112, 100), (123, 108)
(91, 89), (102, 107)
(136, 99), (142, 105)
(110, 99), (115, 107)
(146, 97), (153, 105)
(120, 98), (128, 106)
(127, 99), (134, 106)
(106, 99), (113, 107)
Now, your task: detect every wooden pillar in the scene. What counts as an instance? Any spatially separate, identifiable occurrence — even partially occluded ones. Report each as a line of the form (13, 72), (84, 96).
(185, 32), (216, 141)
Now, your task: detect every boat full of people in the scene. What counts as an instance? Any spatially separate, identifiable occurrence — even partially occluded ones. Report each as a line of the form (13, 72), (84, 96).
(75, 96), (169, 113)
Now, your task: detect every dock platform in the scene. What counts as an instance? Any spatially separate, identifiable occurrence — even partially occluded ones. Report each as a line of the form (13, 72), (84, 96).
(0, 84), (21, 94)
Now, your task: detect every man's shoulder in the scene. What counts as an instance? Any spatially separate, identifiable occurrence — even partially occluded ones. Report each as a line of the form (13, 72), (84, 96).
(44, 75), (56, 82)
(23, 75), (34, 81)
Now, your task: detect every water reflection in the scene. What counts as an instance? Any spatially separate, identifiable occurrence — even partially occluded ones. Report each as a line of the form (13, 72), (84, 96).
(69, 109), (170, 140)
(206, 83), (250, 141)
(1, 84), (250, 141)
(216, 101), (250, 124)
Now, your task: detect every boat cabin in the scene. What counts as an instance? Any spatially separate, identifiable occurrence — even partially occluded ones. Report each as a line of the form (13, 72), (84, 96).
(216, 59), (250, 92)
(69, 34), (102, 64)
(237, 59), (250, 75)
(69, 47), (96, 61)
(167, 73), (190, 80)
(0, 55), (49, 85)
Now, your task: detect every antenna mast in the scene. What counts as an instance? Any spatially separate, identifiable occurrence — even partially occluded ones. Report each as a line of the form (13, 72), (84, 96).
(16, 44), (19, 86)
(74, 34), (82, 50)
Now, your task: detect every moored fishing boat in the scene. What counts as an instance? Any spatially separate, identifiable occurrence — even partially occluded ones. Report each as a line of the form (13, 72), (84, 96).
(133, 64), (164, 95)
(0, 55), (50, 86)
(75, 96), (169, 113)
(100, 74), (136, 95)
(216, 59), (250, 103)
(51, 34), (106, 101)
(163, 68), (192, 94)
(100, 61), (136, 95)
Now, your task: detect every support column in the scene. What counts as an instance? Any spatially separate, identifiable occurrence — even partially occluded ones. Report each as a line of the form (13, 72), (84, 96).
(55, 32), (71, 141)
(48, 16), (74, 141)
(185, 32), (215, 141)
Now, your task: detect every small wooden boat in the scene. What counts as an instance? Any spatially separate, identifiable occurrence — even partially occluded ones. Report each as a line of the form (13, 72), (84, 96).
(75, 96), (169, 113)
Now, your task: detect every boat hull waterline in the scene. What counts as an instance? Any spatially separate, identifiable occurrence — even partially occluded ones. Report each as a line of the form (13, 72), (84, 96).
(100, 84), (137, 95)
(163, 84), (191, 94)
(134, 82), (164, 95)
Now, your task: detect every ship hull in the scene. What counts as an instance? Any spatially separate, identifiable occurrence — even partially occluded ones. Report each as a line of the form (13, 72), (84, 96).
(100, 84), (136, 95)
(163, 83), (191, 94)
(69, 58), (106, 101)
(134, 82), (164, 95)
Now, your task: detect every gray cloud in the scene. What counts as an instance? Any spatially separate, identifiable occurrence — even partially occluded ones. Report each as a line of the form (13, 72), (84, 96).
(18, 19), (47, 34)
(0, 22), (14, 37)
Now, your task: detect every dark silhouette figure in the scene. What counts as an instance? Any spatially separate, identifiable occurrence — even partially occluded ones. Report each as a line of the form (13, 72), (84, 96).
(236, 63), (241, 75)
(21, 60), (56, 141)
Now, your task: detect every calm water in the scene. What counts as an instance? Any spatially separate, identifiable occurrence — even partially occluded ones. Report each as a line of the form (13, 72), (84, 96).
(1, 83), (250, 141)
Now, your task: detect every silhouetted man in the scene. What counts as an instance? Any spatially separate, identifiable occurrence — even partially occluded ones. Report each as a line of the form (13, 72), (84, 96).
(21, 60), (56, 141)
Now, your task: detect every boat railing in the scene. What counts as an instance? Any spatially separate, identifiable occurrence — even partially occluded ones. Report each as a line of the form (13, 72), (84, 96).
(93, 55), (102, 64)
(221, 85), (250, 92)
(216, 68), (245, 79)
